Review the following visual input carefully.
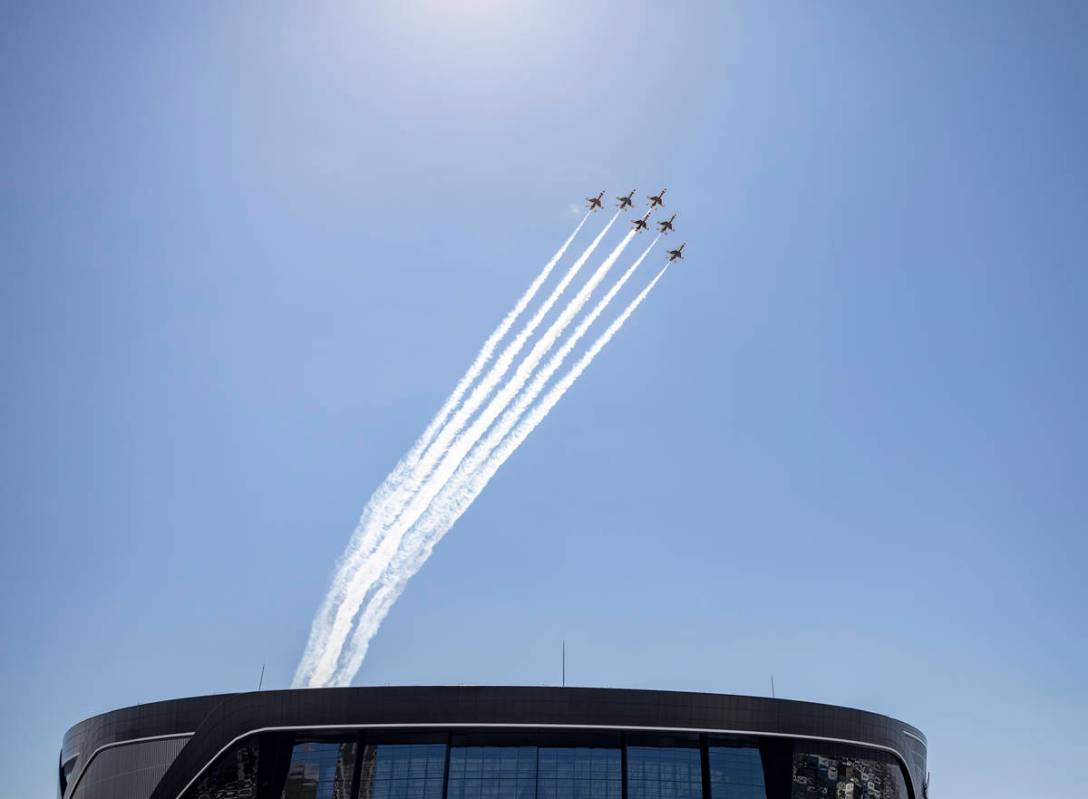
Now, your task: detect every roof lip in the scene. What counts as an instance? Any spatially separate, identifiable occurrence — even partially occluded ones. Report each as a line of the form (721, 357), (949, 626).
(63, 685), (925, 747)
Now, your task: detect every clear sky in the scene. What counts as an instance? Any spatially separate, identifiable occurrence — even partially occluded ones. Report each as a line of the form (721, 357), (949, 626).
(2, 2), (1086, 796)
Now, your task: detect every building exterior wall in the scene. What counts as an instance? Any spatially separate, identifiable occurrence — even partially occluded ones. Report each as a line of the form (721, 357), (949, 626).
(179, 730), (912, 799)
(69, 737), (191, 799)
(60, 688), (926, 799)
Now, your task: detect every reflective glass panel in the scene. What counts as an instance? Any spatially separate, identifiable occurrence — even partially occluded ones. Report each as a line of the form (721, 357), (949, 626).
(358, 743), (446, 799)
(708, 745), (766, 799)
(188, 737), (258, 799)
(791, 746), (908, 799)
(627, 746), (702, 799)
(281, 740), (357, 799)
(447, 746), (537, 799)
(537, 747), (621, 799)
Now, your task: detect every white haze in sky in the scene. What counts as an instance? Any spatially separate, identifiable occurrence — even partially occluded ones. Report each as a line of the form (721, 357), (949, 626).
(295, 211), (673, 688)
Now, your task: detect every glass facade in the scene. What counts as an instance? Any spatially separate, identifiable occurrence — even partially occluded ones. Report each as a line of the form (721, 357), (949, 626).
(281, 739), (358, 799)
(443, 745), (622, 799)
(358, 744), (446, 799)
(181, 733), (912, 799)
(708, 744), (767, 799)
(790, 744), (908, 799)
(627, 746), (702, 799)
(191, 735), (258, 799)
(448, 746), (537, 799)
(537, 748), (620, 799)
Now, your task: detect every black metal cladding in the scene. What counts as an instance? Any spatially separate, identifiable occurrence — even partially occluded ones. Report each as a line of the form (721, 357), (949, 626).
(58, 687), (926, 799)
(69, 737), (191, 799)
(61, 695), (227, 799)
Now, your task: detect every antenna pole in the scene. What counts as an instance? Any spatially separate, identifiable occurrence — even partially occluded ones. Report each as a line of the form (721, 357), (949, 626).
(770, 675), (775, 699)
(562, 641), (566, 687)
(257, 664), (265, 692)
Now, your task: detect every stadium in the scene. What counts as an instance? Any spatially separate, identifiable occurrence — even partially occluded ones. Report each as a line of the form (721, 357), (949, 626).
(60, 686), (927, 799)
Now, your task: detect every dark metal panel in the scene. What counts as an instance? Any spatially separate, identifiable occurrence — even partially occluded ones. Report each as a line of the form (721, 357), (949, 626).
(69, 737), (190, 799)
(61, 695), (231, 799)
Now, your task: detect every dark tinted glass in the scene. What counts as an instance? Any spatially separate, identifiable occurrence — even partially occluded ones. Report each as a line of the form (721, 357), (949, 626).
(537, 747), (621, 799)
(189, 737), (258, 799)
(281, 740), (357, 799)
(790, 745), (908, 799)
(708, 745), (766, 799)
(447, 746), (536, 799)
(358, 743), (446, 799)
(167, 729), (915, 799)
(627, 746), (702, 799)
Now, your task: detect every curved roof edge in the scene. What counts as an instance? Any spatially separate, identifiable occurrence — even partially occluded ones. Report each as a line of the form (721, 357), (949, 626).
(61, 687), (926, 799)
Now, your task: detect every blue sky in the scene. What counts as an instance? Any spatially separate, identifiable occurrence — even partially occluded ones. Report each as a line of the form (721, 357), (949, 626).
(2, 1), (1086, 796)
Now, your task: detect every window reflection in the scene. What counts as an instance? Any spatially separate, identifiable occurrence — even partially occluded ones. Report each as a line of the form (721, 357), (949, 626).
(447, 747), (536, 799)
(281, 740), (357, 799)
(358, 744), (445, 799)
(537, 747), (620, 799)
(708, 745), (766, 799)
(191, 737), (258, 799)
(791, 746), (908, 799)
(627, 747), (702, 799)
(175, 730), (916, 799)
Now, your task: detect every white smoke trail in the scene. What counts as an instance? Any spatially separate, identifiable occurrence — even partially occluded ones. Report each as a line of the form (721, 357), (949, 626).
(292, 213), (591, 688)
(470, 234), (662, 459)
(386, 212), (621, 521)
(414, 211), (591, 457)
(295, 213), (623, 688)
(329, 262), (673, 685)
(430, 235), (662, 520)
(305, 226), (639, 688)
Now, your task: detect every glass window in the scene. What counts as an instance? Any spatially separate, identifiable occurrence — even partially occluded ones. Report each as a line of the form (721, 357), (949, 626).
(537, 747), (621, 799)
(358, 743), (446, 799)
(447, 746), (537, 799)
(189, 737), (258, 799)
(708, 745), (766, 799)
(280, 740), (357, 799)
(627, 746), (702, 799)
(791, 745), (909, 799)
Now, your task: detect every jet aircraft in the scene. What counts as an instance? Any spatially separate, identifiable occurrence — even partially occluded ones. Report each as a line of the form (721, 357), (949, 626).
(632, 211), (651, 232)
(666, 243), (686, 262)
(586, 191), (605, 211)
(657, 214), (676, 234)
(616, 190), (636, 210)
(648, 188), (667, 208)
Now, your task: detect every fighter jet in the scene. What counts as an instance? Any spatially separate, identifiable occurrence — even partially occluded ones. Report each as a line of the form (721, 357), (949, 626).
(616, 190), (636, 210)
(647, 188), (667, 208)
(586, 191), (605, 211)
(631, 211), (652, 232)
(666, 243), (686, 262)
(657, 214), (677, 234)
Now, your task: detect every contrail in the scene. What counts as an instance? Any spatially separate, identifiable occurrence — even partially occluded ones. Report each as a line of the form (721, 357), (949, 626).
(327, 242), (662, 684)
(292, 212), (591, 688)
(414, 211), (591, 457)
(329, 262), (673, 686)
(444, 235), (662, 506)
(304, 225), (639, 688)
(390, 212), (622, 518)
